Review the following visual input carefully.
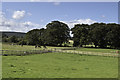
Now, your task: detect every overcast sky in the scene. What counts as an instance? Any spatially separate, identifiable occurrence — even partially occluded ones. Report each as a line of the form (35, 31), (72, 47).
(0, 2), (119, 32)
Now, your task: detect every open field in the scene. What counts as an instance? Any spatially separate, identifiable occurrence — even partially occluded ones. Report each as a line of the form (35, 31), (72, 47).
(2, 53), (118, 78)
(2, 43), (43, 51)
(75, 48), (120, 53)
(2, 43), (71, 51)
(2, 43), (119, 57)
(2, 43), (120, 53)
(2, 43), (119, 78)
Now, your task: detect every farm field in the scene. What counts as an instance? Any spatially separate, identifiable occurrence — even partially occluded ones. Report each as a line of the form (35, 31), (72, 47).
(75, 48), (120, 53)
(2, 43), (43, 51)
(2, 43), (120, 53)
(1, 2), (120, 79)
(2, 43), (71, 51)
(2, 43), (119, 78)
(2, 53), (118, 78)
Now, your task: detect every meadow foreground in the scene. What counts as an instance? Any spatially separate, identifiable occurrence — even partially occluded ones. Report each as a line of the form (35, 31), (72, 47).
(2, 43), (119, 78)
(2, 53), (118, 78)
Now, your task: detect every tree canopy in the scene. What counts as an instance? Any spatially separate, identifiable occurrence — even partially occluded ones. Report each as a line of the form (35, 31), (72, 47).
(25, 28), (45, 46)
(71, 23), (120, 49)
(45, 21), (70, 46)
(25, 21), (70, 47)
(4, 20), (119, 49)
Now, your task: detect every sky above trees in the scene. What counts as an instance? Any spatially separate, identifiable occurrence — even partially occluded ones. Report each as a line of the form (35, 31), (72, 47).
(0, 2), (118, 32)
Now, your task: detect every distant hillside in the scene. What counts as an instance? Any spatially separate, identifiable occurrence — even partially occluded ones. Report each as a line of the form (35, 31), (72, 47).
(0, 31), (26, 37)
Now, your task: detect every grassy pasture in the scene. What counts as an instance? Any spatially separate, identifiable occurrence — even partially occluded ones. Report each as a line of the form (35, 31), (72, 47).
(2, 43), (120, 53)
(2, 53), (118, 78)
(2, 43), (43, 51)
(75, 48), (120, 53)
(2, 43), (119, 78)
(2, 43), (71, 51)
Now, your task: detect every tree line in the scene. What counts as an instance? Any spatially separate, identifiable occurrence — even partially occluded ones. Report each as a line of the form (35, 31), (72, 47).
(72, 23), (120, 49)
(2, 21), (120, 49)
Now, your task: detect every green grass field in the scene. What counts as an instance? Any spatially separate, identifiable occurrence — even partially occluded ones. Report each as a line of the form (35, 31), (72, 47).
(75, 48), (119, 53)
(2, 43), (43, 51)
(2, 43), (119, 53)
(2, 53), (118, 78)
(2, 43), (71, 51)
(2, 43), (119, 78)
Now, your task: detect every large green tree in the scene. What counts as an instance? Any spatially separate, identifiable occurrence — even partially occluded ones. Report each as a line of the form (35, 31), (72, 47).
(106, 23), (120, 48)
(71, 24), (90, 47)
(26, 28), (45, 46)
(45, 21), (70, 46)
(90, 23), (107, 48)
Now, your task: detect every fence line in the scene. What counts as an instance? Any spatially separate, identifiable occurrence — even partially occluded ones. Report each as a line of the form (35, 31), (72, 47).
(50, 49), (119, 57)
(0, 50), (52, 56)
(0, 49), (119, 57)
